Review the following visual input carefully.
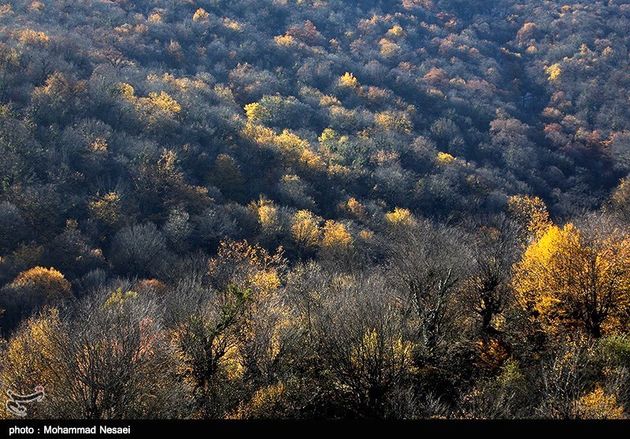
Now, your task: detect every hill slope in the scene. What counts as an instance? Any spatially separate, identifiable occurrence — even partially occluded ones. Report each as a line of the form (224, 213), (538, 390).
(0, 0), (628, 419)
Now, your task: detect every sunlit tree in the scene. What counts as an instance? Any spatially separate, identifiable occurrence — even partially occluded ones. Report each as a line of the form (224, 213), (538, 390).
(291, 210), (321, 252)
(513, 217), (629, 338)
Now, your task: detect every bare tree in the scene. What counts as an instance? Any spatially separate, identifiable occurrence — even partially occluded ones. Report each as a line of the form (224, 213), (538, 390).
(465, 215), (520, 337)
(310, 271), (416, 418)
(384, 220), (472, 358)
(0, 285), (190, 419)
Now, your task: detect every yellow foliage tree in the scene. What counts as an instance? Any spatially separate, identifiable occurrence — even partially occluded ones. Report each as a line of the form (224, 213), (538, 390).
(374, 111), (413, 134)
(575, 386), (625, 419)
(513, 223), (630, 338)
(118, 82), (135, 100)
(298, 148), (325, 171)
(253, 197), (280, 235)
(274, 34), (296, 47)
(338, 72), (359, 88)
(244, 102), (268, 122)
(243, 122), (276, 145)
(291, 210), (321, 250)
(0, 309), (65, 418)
(379, 38), (401, 57)
(249, 270), (281, 297)
(507, 194), (551, 236)
(387, 25), (406, 38)
(223, 18), (243, 32)
(16, 29), (49, 45)
(545, 63), (562, 81)
(148, 91), (181, 113)
(436, 151), (455, 164)
(321, 220), (353, 250)
(385, 207), (415, 227)
(10, 266), (71, 303)
(192, 8), (210, 22)
(275, 129), (309, 151)
(318, 127), (338, 144)
(148, 11), (163, 23)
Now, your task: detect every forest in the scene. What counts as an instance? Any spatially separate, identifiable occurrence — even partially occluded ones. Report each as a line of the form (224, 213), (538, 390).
(0, 0), (628, 419)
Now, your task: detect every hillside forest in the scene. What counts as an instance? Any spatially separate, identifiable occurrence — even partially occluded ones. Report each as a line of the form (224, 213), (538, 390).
(0, 0), (629, 419)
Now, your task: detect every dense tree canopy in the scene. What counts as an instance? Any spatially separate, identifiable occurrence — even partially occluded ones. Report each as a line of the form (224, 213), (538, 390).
(0, 0), (628, 420)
